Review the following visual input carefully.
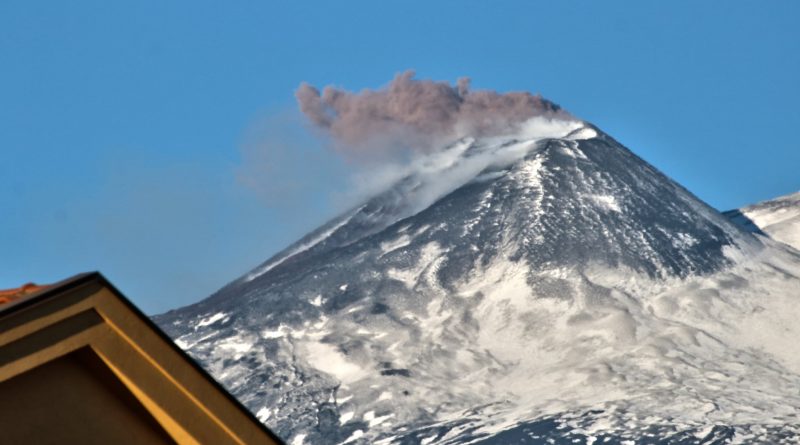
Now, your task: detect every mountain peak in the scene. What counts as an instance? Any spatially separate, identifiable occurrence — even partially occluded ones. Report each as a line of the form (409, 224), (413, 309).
(237, 118), (751, 291)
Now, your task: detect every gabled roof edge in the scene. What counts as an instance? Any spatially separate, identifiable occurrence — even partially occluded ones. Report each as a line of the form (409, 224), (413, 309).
(1, 271), (285, 445)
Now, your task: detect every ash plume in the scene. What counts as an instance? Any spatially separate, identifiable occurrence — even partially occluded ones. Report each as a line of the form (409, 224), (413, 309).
(296, 70), (571, 160)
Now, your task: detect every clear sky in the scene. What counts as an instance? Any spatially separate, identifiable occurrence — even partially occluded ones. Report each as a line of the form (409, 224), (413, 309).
(2, 1), (798, 314)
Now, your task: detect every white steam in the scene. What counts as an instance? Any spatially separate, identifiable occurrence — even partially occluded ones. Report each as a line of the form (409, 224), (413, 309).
(339, 117), (590, 220)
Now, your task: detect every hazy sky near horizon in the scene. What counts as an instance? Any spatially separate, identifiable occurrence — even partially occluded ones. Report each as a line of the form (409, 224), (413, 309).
(2, 1), (798, 314)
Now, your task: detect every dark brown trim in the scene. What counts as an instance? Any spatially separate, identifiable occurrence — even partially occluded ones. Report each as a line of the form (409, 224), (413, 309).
(0, 309), (103, 367)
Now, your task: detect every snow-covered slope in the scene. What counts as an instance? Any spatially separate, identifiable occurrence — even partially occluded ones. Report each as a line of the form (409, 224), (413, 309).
(725, 190), (800, 251)
(156, 119), (800, 444)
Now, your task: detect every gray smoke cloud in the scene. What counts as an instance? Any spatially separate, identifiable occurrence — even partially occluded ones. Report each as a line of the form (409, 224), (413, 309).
(296, 70), (570, 160)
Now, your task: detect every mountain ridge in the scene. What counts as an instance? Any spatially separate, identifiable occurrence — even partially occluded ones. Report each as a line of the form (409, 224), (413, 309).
(725, 190), (800, 251)
(156, 119), (800, 444)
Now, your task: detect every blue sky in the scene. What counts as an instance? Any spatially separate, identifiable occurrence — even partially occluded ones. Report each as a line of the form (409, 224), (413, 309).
(2, 1), (798, 314)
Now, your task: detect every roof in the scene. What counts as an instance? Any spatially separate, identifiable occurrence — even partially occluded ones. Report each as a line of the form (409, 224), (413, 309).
(0, 272), (284, 444)
(0, 282), (49, 305)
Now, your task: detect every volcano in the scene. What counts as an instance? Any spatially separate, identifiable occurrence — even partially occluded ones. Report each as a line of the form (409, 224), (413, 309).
(156, 117), (800, 444)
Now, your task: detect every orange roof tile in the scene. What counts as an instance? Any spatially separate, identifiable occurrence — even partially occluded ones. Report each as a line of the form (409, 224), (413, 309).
(0, 283), (49, 305)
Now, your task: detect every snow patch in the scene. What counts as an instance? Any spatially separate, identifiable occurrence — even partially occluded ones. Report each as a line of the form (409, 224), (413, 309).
(262, 324), (290, 339)
(341, 429), (364, 444)
(195, 312), (227, 329)
(346, 305), (364, 314)
(256, 407), (272, 422)
(672, 232), (699, 249)
(380, 234), (412, 253)
(386, 242), (443, 288)
(216, 335), (253, 359)
(590, 195), (621, 213)
(339, 411), (355, 424)
(303, 341), (367, 384)
(369, 413), (394, 427)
